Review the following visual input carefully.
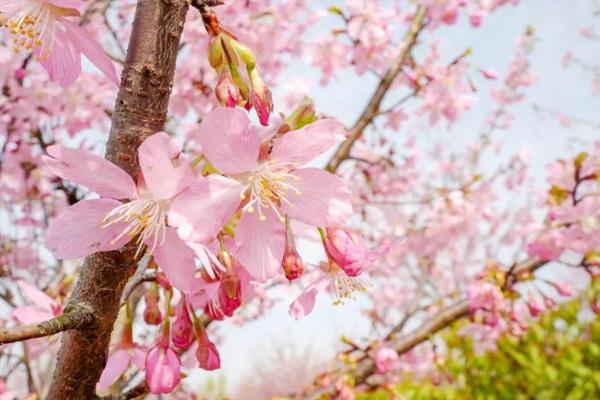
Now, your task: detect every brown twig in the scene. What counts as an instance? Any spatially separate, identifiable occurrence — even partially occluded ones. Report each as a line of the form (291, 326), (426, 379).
(325, 6), (427, 173)
(351, 258), (547, 385)
(0, 306), (94, 345)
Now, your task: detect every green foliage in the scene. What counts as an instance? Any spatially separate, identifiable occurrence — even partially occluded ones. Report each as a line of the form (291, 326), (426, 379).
(360, 300), (600, 400)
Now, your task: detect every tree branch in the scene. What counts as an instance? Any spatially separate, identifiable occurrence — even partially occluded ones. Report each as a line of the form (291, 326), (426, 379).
(0, 306), (94, 345)
(325, 6), (427, 173)
(45, 1), (191, 398)
(352, 258), (547, 385)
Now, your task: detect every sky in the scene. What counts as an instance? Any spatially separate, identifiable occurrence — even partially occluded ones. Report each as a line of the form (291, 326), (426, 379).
(189, 1), (600, 398)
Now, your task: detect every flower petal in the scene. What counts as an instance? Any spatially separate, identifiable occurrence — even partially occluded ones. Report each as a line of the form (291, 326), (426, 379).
(138, 132), (194, 200)
(270, 119), (345, 166)
(283, 168), (353, 227)
(289, 274), (330, 320)
(44, 145), (137, 200)
(61, 19), (119, 86)
(169, 175), (243, 243)
(233, 211), (285, 282)
(97, 349), (130, 390)
(150, 227), (196, 293)
(16, 280), (56, 311)
(40, 23), (82, 88)
(45, 199), (131, 259)
(198, 107), (260, 174)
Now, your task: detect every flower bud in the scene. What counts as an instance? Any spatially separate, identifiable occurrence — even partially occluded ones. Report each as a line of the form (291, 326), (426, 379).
(554, 282), (573, 297)
(284, 97), (318, 131)
(144, 283), (162, 325)
(375, 347), (399, 374)
(194, 322), (221, 371)
(527, 295), (543, 317)
(145, 344), (181, 394)
(215, 69), (242, 108)
(218, 267), (241, 317)
(249, 69), (273, 126)
(207, 36), (224, 69)
(171, 297), (194, 349)
(282, 241), (304, 281)
(324, 227), (368, 277)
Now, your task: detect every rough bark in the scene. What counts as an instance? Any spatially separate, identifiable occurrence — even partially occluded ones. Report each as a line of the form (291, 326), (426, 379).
(45, 1), (189, 398)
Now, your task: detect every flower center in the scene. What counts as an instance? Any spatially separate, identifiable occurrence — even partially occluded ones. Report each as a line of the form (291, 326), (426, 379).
(102, 198), (169, 257)
(1, 3), (50, 57)
(240, 161), (301, 223)
(331, 265), (368, 304)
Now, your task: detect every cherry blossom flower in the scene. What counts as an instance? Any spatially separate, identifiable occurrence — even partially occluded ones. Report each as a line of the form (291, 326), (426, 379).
(43, 132), (198, 292)
(0, 0), (118, 87)
(375, 347), (399, 374)
(169, 107), (353, 281)
(289, 261), (369, 320)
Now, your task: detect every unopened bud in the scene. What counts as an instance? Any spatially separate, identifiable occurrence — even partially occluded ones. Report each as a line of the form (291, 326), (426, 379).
(194, 321), (221, 371)
(284, 97), (317, 130)
(144, 283), (162, 325)
(324, 227), (368, 277)
(171, 297), (194, 349)
(249, 69), (273, 126)
(215, 69), (242, 107)
(282, 243), (304, 281)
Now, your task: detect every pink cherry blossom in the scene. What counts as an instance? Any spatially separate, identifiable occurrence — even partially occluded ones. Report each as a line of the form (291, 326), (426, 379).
(289, 261), (369, 320)
(170, 107), (353, 281)
(43, 132), (198, 292)
(0, 0), (118, 87)
(375, 347), (399, 374)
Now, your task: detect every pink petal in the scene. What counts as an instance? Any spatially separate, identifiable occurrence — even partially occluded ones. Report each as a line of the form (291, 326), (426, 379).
(40, 24), (82, 88)
(289, 275), (330, 320)
(44, 145), (137, 200)
(12, 306), (54, 325)
(97, 349), (131, 390)
(233, 211), (285, 282)
(283, 168), (353, 227)
(138, 132), (193, 200)
(16, 280), (56, 312)
(270, 119), (345, 166)
(198, 107), (260, 174)
(169, 175), (243, 243)
(150, 227), (196, 293)
(61, 19), (119, 86)
(49, 0), (82, 8)
(45, 199), (131, 259)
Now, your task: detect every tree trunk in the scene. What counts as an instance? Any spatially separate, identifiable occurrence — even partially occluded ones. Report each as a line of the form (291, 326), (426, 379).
(46, 1), (189, 398)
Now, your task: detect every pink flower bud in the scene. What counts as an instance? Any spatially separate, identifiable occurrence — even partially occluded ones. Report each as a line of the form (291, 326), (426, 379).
(592, 302), (600, 315)
(554, 282), (573, 297)
(284, 97), (317, 130)
(195, 326), (221, 371)
(527, 296), (544, 317)
(469, 10), (487, 27)
(249, 69), (273, 126)
(215, 69), (242, 108)
(479, 68), (499, 80)
(375, 347), (399, 374)
(144, 344), (181, 395)
(143, 283), (162, 325)
(325, 227), (368, 277)
(171, 298), (193, 349)
(218, 269), (241, 317)
(14, 68), (26, 80)
(282, 242), (304, 281)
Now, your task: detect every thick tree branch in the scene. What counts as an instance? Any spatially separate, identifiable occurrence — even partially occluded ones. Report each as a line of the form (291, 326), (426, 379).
(0, 306), (94, 345)
(325, 6), (427, 173)
(352, 258), (547, 385)
(45, 1), (190, 398)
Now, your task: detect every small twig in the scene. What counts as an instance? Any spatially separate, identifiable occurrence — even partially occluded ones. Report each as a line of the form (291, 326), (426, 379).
(99, 381), (147, 400)
(0, 306), (94, 345)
